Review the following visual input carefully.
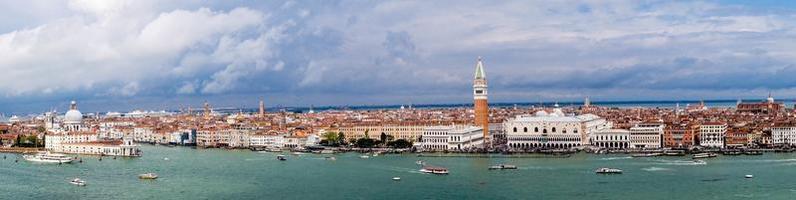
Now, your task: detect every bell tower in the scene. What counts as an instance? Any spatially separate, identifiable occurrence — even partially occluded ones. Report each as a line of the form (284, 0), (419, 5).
(473, 57), (489, 138)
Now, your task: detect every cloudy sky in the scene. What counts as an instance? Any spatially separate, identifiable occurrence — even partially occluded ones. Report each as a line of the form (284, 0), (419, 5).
(1, 0), (796, 113)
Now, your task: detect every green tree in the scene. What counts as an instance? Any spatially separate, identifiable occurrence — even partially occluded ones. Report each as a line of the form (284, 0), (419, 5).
(380, 132), (388, 144)
(387, 139), (413, 149)
(355, 138), (377, 148)
(337, 132), (346, 145)
(321, 132), (338, 146)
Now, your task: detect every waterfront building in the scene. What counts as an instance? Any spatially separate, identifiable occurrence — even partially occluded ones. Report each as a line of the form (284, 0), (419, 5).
(473, 57), (489, 139)
(503, 109), (611, 149)
(338, 124), (428, 142)
(250, 132), (286, 148)
(772, 121), (796, 146)
(420, 125), (484, 151)
(737, 94), (783, 114)
(589, 129), (630, 149)
(725, 124), (750, 147)
(45, 101), (141, 156)
(629, 123), (664, 149)
(699, 122), (727, 148)
(663, 123), (698, 148)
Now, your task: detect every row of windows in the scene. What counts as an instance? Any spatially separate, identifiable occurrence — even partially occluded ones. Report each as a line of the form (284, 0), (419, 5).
(512, 127), (578, 134)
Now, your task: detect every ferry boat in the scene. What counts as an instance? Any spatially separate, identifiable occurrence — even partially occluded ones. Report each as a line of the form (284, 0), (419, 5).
(138, 173), (159, 180)
(631, 153), (661, 157)
(276, 155), (287, 161)
(663, 151), (686, 156)
(692, 153), (718, 159)
(488, 164), (518, 170)
(70, 178), (86, 186)
(722, 151), (742, 156)
(419, 166), (449, 175)
(23, 152), (74, 164)
(595, 168), (623, 174)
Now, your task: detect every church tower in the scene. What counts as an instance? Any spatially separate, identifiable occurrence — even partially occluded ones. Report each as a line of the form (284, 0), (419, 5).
(473, 57), (489, 138)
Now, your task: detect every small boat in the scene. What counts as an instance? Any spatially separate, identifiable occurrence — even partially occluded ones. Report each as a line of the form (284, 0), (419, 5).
(163, 157), (170, 161)
(745, 174), (754, 178)
(138, 173), (158, 179)
(70, 178), (86, 186)
(277, 155), (287, 161)
(292, 152), (305, 155)
(488, 164), (518, 170)
(360, 155), (370, 159)
(320, 150), (335, 154)
(663, 151), (685, 156)
(392, 177), (401, 181)
(325, 156), (336, 161)
(419, 166), (449, 175)
(595, 167), (623, 174)
(23, 152), (74, 164)
(631, 153), (661, 157)
(744, 151), (763, 155)
(415, 160), (425, 165)
(692, 153), (718, 159)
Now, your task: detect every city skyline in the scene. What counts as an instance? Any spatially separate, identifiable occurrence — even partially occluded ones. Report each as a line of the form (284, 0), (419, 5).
(2, 1), (796, 113)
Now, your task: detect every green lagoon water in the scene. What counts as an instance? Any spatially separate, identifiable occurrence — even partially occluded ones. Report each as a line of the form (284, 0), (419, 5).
(2, 145), (796, 200)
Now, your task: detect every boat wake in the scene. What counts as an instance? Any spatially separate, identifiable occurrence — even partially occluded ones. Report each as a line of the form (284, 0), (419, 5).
(642, 167), (672, 171)
(653, 159), (707, 166)
(600, 156), (632, 161)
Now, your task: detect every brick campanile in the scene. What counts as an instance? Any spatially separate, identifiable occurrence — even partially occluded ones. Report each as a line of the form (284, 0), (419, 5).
(473, 57), (489, 138)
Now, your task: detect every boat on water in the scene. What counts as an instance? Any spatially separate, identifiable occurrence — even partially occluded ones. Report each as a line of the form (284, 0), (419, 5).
(415, 160), (425, 165)
(23, 152), (74, 164)
(360, 155), (370, 159)
(138, 173), (159, 180)
(632, 153), (661, 157)
(595, 168), (623, 174)
(70, 178), (86, 186)
(744, 151), (763, 155)
(663, 151), (686, 156)
(392, 177), (401, 181)
(745, 174), (754, 178)
(419, 166), (449, 175)
(488, 164), (518, 170)
(277, 155), (287, 161)
(692, 153), (718, 159)
(325, 156), (336, 161)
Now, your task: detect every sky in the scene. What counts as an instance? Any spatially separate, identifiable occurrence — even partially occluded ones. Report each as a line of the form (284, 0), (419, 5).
(1, 0), (796, 114)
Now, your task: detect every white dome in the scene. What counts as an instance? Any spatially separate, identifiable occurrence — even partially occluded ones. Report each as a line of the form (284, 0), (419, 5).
(64, 109), (83, 124)
(535, 110), (549, 116)
(65, 100), (83, 124)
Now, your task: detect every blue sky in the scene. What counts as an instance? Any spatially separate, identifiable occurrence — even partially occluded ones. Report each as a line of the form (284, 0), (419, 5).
(0, 0), (796, 113)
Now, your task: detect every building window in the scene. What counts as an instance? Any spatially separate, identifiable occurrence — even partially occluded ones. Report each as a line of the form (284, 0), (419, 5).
(513, 127), (517, 132)
(534, 127), (539, 132)
(524, 127), (528, 132)
(552, 127), (557, 133)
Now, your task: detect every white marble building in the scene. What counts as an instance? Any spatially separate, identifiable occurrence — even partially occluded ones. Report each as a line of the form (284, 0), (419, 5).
(503, 109), (611, 149)
(629, 123), (665, 149)
(772, 122), (796, 146)
(590, 129), (630, 149)
(420, 126), (484, 151)
(699, 122), (727, 148)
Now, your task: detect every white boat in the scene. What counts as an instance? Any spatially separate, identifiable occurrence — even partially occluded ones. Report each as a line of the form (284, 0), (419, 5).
(360, 155), (370, 159)
(22, 152), (74, 164)
(692, 153), (718, 159)
(392, 177), (401, 181)
(70, 178), (86, 186)
(419, 166), (449, 175)
(138, 173), (159, 179)
(595, 167), (623, 174)
(745, 174), (754, 178)
(415, 160), (425, 165)
(277, 155), (287, 161)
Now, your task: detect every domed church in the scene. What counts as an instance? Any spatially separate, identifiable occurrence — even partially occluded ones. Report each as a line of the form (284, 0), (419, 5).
(63, 101), (87, 132)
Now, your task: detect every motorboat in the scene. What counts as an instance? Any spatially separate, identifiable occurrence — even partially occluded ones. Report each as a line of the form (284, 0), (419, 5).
(22, 152), (74, 164)
(415, 160), (425, 165)
(325, 156), (336, 161)
(745, 174), (754, 178)
(70, 178), (86, 186)
(277, 155), (287, 161)
(663, 151), (686, 156)
(744, 151), (763, 155)
(419, 166), (449, 175)
(488, 164), (518, 170)
(392, 177), (401, 181)
(360, 155), (370, 159)
(138, 173), (159, 180)
(692, 153), (718, 159)
(595, 167), (623, 174)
